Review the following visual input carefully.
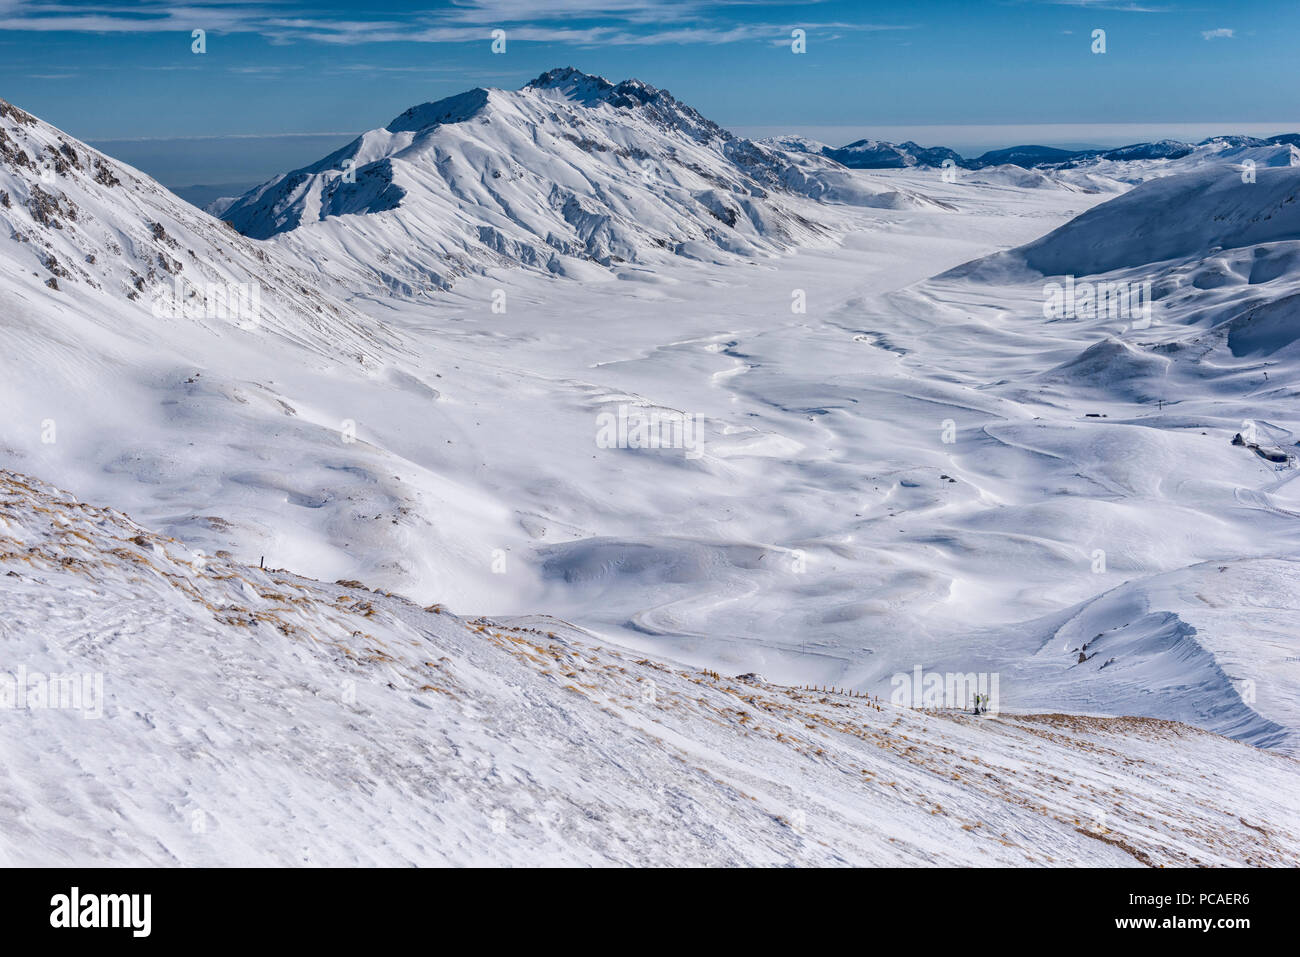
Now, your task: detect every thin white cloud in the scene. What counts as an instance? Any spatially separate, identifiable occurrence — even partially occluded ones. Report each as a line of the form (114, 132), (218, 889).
(227, 63), (301, 74)
(1036, 1), (1173, 11)
(440, 0), (708, 25)
(1201, 27), (1234, 40)
(0, 1), (912, 47)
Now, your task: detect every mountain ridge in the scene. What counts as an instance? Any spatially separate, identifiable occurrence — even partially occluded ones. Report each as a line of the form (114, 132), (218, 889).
(215, 67), (947, 292)
(771, 130), (1300, 171)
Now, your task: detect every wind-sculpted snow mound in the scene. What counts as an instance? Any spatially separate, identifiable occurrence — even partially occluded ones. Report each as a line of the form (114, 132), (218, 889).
(1037, 339), (1171, 402)
(1, 467), (1297, 866)
(1218, 291), (1300, 358)
(1015, 560), (1300, 752)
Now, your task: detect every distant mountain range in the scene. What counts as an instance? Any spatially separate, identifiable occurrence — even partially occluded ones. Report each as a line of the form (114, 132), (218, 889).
(768, 132), (1300, 170)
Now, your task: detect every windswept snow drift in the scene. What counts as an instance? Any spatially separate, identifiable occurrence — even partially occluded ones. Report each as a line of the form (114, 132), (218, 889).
(1023, 560), (1300, 751)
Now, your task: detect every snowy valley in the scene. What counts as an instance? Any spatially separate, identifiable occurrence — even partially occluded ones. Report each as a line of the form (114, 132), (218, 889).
(1, 68), (1299, 865)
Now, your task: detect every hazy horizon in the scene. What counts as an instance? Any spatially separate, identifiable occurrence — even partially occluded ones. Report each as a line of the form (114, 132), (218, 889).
(83, 119), (1300, 198)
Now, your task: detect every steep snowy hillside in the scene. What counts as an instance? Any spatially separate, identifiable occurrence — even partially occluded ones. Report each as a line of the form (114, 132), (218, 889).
(0, 98), (385, 360)
(2, 468), (1296, 866)
(0, 95), (525, 615)
(219, 68), (944, 293)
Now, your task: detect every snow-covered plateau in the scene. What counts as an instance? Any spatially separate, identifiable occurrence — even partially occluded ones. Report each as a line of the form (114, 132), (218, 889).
(1, 71), (1298, 865)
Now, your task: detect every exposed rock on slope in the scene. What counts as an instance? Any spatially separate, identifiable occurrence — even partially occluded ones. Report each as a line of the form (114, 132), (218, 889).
(0, 97), (387, 361)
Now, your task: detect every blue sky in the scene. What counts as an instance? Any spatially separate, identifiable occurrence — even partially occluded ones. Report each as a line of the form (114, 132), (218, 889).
(2, 0), (1296, 187)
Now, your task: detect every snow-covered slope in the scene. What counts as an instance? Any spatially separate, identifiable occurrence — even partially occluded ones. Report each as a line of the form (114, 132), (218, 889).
(2, 467), (1296, 866)
(4, 83), (1299, 840)
(1050, 163), (1300, 273)
(219, 68), (945, 294)
(1021, 560), (1300, 751)
(0, 98), (385, 359)
(0, 95), (527, 615)
(942, 161), (1300, 371)
(867, 162), (1300, 752)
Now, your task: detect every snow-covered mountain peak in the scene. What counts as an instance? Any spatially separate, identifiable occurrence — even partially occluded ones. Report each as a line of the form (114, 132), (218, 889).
(385, 87), (492, 133)
(523, 65), (616, 102)
(522, 67), (699, 117)
(217, 68), (945, 292)
(520, 66), (728, 146)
